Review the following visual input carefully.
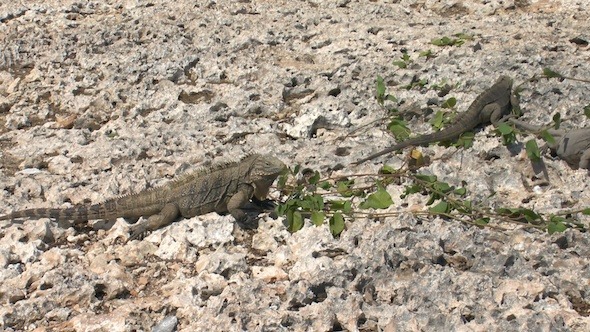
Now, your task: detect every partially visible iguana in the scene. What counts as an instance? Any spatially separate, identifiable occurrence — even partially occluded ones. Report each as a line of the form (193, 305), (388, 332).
(0, 154), (287, 240)
(354, 75), (518, 165)
(509, 118), (590, 170)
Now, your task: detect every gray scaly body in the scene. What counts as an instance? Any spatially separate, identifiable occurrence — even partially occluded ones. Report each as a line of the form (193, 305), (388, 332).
(354, 75), (518, 165)
(509, 118), (590, 170)
(0, 154), (287, 240)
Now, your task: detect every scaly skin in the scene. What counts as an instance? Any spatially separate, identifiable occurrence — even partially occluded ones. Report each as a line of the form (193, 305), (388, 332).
(509, 118), (590, 170)
(354, 75), (518, 165)
(0, 154), (287, 240)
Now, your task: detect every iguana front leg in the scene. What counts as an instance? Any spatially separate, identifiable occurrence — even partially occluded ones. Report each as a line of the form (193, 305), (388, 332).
(223, 183), (255, 224)
(483, 103), (511, 124)
(128, 203), (180, 241)
(579, 149), (590, 170)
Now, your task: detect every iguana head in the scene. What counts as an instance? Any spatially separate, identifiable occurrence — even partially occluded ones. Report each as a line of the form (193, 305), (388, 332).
(249, 154), (287, 199)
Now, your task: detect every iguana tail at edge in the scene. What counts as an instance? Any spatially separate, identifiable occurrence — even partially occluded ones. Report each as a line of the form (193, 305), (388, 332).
(0, 204), (115, 223)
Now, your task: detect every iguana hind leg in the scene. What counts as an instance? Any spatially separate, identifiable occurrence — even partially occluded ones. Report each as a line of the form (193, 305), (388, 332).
(128, 203), (180, 241)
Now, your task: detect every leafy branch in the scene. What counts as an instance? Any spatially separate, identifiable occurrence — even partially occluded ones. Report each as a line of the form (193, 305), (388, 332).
(275, 165), (589, 237)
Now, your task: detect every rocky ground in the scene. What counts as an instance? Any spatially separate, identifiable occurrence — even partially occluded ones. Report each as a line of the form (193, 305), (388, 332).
(0, 0), (589, 331)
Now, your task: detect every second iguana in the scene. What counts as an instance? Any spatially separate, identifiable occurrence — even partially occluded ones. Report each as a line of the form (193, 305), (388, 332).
(509, 118), (590, 170)
(0, 154), (287, 240)
(354, 75), (518, 165)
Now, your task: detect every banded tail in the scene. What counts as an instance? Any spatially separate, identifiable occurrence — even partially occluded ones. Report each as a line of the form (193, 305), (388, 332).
(0, 203), (117, 223)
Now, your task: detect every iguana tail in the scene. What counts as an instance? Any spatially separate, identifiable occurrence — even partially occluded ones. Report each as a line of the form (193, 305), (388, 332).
(0, 204), (115, 222)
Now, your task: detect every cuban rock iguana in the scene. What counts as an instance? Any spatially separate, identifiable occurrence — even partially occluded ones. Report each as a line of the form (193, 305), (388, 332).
(0, 154), (287, 241)
(509, 118), (590, 170)
(354, 75), (518, 165)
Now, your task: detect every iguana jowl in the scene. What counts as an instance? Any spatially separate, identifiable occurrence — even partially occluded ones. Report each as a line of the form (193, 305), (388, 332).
(354, 75), (518, 165)
(0, 154), (287, 240)
(509, 118), (590, 170)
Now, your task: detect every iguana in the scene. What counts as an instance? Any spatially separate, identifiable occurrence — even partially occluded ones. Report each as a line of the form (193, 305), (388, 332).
(0, 154), (287, 240)
(354, 75), (518, 165)
(509, 118), (590, 170)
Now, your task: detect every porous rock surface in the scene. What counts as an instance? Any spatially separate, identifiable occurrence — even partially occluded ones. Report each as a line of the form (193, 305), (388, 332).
(1, 0), (589, 331)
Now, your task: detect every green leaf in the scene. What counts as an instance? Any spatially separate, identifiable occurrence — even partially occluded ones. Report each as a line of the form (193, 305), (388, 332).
(496, 207), (543, 224)
(543, 68), (563, 79)
(433, 181), (452, 193)
(453, 32), (473, 40)
(309, 171), (320, 185)
(319, 181), (331, 190)
(415, 174), (437, 183)
(342, 200), (353, 214)
(337, 180), (354, 197)
(582, 208), (590, 215)
(454, 187), (467, 196)
(552, 113), (561, 129)
(456, 200), (472, 213)
(393, 60), (407, 69)
(298, 194), (322, 211)
(441, 97), (457, 109)
(310, 194), (324, 210)
(329, 200), (353, 214)
(547, 219), (567, 234)
(419, 49), (433, 58)
(584, 105), (590, 119)
(430, 111), (445, 129)
(401, 184), (422, 198)
(431, 35), (465, 47)
(287, 211), (304, 233)
(277, 173), (288, 189)
(432, 36), (452, 46)
(311, 211), (325, 226)
(455, 131), (474, 149)
(496, 207), (519, 216)
(540, 130), (556, 146)
(474, 218), (489, 226)
(496, 122), (517, 145)
(521, 209), (542, 223)
(496, 122), (514, 135)
(376, 76), (386, 105)
(425, 193), (437, 206)
(380, 164), (396, 174)
(360, 186), (393, 209)
(525, 139), (541, 162)
(275, 203), (287, 216)
(387, 119), (411, 140)
(429, 201), (450, 214)
(329, 212), (345, 236)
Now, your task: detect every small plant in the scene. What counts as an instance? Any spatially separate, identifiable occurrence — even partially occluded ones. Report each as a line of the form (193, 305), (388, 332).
(431, 33), (472, 47)
(275, 162), (588, 237)
(276, 166), (356, 236)
(419, 49), (435, 59)
(375, 76), (397, 106)
(534, 67), (590, 83)
(403, 77), (429, 90)
(393, 53), (412, 69)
